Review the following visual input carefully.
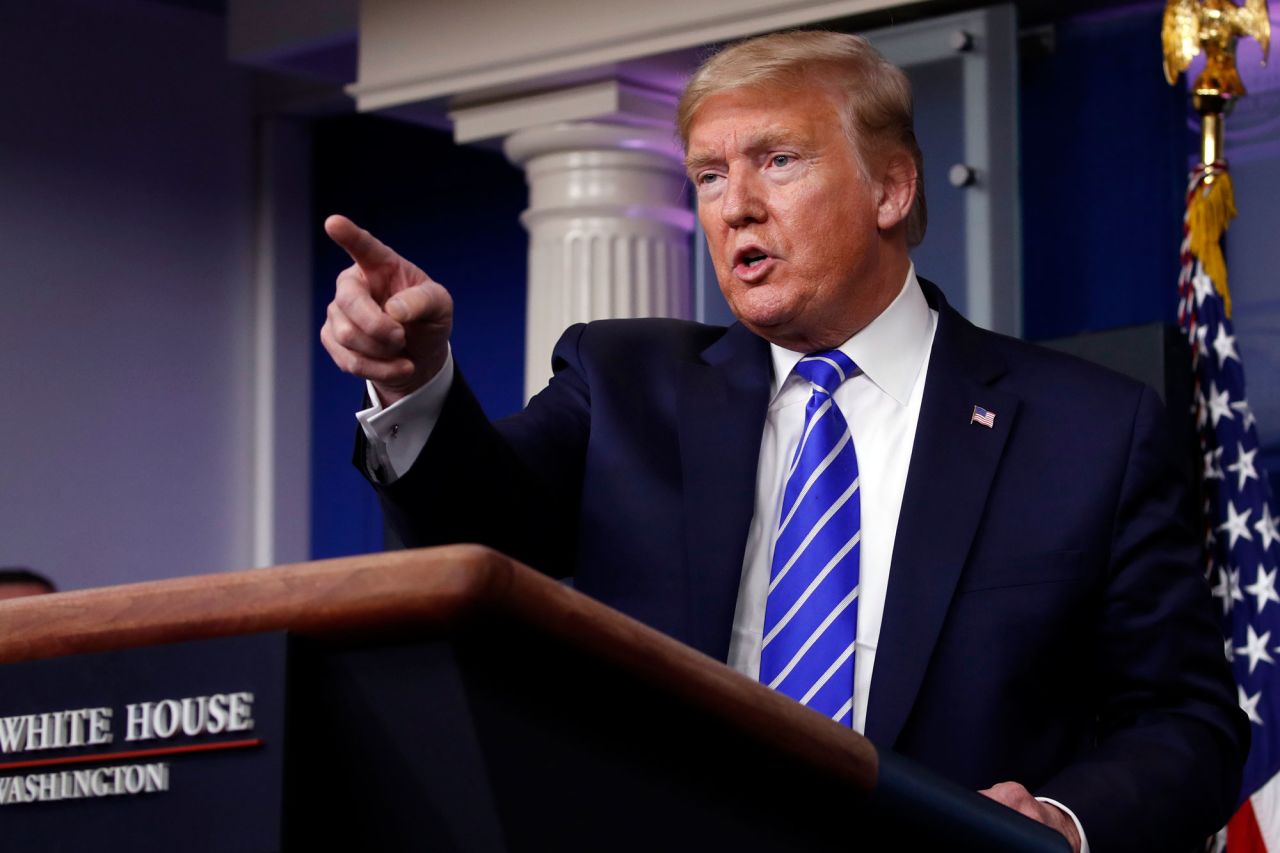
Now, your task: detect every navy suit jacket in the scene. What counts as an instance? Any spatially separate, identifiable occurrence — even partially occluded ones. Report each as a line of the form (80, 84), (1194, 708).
(372, 280), (1246, 851)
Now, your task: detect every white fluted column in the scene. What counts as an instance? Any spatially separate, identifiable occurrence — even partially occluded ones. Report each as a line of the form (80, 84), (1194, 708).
(504, 122), (695, 399)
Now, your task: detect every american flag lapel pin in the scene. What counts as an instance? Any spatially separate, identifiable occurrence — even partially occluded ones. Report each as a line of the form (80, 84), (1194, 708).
(970, 405), (996, 428)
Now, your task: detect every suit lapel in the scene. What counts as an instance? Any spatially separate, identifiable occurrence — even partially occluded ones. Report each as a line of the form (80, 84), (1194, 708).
(864, 286), (1019, 748)
(677, 324), (772, 661)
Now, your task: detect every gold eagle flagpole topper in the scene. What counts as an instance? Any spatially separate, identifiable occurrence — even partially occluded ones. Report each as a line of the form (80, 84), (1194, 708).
(1164, 0), (1271, 172)
(1163, 0), (1270, 315)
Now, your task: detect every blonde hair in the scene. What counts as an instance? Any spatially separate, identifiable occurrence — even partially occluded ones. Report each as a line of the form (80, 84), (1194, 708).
(677, 30), (927, 247)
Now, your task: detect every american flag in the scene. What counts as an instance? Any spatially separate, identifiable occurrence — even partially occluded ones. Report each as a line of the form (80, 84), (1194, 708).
(1178, 164), (1280, 852)
(970, 405), (995, 429)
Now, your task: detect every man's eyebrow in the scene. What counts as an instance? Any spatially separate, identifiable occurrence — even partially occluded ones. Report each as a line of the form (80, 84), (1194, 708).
(744, 129), (800, 153)
(684, 152), (721, 175)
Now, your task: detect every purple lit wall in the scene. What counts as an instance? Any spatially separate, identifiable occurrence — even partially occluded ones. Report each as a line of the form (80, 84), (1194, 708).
(0, 0), (257, 589)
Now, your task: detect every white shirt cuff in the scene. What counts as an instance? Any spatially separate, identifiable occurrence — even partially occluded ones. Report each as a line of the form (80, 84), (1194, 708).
(355, 346), (454, 483)
(1036, 796), (1089, 853)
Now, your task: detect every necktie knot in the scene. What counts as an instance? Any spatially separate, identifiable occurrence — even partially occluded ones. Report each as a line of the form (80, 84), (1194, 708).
(793, 350), (858, 396)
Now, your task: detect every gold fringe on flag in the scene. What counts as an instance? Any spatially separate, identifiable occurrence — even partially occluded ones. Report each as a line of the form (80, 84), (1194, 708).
(1188, 171), (1237, 317)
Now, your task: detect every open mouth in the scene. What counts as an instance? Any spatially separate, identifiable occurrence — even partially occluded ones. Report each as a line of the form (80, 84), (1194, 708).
(734, 246), (773, 270)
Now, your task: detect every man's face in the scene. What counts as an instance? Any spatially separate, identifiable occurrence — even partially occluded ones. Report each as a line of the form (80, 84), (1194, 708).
(686, 85), (905, 351)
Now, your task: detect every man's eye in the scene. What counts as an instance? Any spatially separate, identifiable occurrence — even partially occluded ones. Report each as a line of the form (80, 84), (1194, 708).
(697, 172), (720, 185)
(770, 154), (793, 168)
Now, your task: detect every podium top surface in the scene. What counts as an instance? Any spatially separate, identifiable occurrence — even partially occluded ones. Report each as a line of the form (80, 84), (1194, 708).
(0, 544), (878, 792)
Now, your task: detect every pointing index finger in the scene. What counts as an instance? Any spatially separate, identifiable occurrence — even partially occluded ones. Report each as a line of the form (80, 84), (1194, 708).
(324, 214), (397, 272)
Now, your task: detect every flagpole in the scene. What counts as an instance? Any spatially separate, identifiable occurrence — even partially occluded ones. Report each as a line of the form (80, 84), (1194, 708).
(1163, 2), (1273, 850)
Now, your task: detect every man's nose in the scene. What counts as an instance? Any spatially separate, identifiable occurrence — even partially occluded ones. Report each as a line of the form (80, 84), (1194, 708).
(720, 173), (767, 227)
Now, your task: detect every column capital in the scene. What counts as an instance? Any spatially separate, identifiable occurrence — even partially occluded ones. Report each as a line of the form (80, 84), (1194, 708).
(505, 121), (694, 236)
(503, 121), (683, 167)
(449, 78), (680, 146)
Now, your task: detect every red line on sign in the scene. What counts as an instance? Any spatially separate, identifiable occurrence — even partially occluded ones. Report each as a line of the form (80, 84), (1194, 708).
(0, 738), (263, 771)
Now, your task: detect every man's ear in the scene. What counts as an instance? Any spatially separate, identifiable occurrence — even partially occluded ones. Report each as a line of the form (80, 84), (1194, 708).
(876, 151), (917, 232)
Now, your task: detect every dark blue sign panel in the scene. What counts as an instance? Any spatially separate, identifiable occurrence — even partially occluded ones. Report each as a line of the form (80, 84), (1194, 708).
(0, 633), (287, 852)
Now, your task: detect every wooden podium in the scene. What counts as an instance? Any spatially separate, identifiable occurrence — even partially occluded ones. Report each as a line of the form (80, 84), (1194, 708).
(0, 546), (1067, 851)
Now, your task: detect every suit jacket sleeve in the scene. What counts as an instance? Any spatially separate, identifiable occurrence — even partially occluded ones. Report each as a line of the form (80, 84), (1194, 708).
(1036, 384), (1248, 851)
(358, 324), (594, 577)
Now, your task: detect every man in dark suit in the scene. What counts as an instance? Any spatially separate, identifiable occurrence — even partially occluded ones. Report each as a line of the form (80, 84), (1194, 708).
(320, 30), (1245, 852)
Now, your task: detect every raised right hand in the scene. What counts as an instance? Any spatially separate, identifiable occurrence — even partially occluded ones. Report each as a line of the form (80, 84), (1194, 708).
(320, 215), (454, 406)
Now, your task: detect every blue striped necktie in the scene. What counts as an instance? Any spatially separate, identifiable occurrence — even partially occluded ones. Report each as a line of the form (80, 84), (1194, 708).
(760, 350), (861, 726)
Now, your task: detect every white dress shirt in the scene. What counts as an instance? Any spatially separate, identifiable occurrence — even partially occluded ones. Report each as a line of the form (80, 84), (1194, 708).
(356, 347), (454, 479)
(727, 267), (936, 734)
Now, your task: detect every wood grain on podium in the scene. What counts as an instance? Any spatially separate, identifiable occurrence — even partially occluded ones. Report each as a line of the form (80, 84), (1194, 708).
(0, 544), (877, 791)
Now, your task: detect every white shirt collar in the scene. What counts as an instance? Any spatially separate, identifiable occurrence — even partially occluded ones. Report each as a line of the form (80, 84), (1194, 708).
(768, 265), (932, 406)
